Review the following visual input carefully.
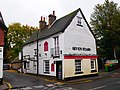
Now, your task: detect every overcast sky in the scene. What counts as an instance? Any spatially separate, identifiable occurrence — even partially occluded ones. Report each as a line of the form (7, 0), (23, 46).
(0, 0), (120, 27)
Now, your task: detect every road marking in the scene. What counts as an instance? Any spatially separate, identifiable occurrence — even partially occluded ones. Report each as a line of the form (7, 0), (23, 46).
(46, 84), (54, 87)
(89, 85), (106, 90)
(21, 87), (32, 90)
(83, 80), (93, 83)
(117, 82), (120, 84)
(33, 85), (45, 88)
(5, 81), (12, 90)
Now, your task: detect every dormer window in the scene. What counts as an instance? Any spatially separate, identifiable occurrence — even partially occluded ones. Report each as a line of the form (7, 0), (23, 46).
(77, 16), (83, 27)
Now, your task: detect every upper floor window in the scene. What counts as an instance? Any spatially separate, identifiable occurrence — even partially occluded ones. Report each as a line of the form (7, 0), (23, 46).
(54, 36), (59, 48)
(53, 36), (60, 56)
(44, 41), (48, 51)
(77, 16), (83, 27)
(34, 49), (37, 55)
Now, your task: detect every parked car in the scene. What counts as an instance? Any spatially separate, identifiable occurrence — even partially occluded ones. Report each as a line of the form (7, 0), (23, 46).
(3, 64), (10, 70)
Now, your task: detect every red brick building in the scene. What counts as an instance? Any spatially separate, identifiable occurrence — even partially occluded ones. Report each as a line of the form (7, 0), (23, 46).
(0, 12), (7, 84)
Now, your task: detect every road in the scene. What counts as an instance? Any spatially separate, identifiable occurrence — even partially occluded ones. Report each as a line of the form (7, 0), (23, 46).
(65, 76), (120, 90)
(3, 70), (120, 90)
(3, 71), (75, 90)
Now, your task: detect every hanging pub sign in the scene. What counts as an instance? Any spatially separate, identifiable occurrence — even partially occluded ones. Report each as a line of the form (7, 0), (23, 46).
(0, 47), (3, 58)
(72, 47), (91, 51)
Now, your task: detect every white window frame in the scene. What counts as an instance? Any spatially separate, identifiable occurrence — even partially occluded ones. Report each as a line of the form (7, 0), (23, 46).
(77, 16), (83, 27)
(26, 62), (30, 70)
(75, 60), (82, 73)
(44, 60), (50, 74)
(33, 61), (36, 67)
(53, 36), (60, 56)
(91, 59), (96, 70)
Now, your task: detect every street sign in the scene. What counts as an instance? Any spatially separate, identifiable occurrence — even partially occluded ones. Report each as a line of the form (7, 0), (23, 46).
(106, 60), (118, 64)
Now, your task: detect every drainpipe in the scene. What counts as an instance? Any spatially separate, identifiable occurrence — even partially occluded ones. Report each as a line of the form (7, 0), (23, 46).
(21, 48), (23, 73)
(37, 31), (39, 75)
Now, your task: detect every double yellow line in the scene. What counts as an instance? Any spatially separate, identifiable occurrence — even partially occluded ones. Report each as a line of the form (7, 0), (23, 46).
(3, 81), (12, 90)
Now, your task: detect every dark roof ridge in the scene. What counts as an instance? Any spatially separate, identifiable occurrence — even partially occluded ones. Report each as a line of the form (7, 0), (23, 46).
(0, 12), (8, 31)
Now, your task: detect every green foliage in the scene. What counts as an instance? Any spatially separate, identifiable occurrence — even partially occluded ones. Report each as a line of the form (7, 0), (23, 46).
(4, 23), (38, 63)
(90, 0), (120, 60)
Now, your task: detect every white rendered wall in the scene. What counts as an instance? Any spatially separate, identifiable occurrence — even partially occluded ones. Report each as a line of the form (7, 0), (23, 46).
(23, 42), (37, 58)
(64, 11), (96, 55)
(23, 42), (37, 74)
(38, 33), (64, 76)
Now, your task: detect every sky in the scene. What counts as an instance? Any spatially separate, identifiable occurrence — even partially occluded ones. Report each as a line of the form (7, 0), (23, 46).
(0, 0), (120, 27)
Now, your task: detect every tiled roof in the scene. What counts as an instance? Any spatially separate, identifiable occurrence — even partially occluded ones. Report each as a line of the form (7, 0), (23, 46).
(24, 8), (92, 45)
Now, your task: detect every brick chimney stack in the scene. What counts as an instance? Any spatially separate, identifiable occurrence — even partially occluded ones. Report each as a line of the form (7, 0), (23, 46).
(39, 16), (46, 30)
(48, 11), (56, 26)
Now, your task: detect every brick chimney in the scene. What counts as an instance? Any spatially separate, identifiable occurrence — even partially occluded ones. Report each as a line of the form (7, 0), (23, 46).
(48, 11), (56, 26)
(39, 16), (46, 30)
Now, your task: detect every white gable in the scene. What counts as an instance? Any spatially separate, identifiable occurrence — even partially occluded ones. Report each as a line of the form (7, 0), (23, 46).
(64, 11), (96, 55)
(23, 42), (37, 58)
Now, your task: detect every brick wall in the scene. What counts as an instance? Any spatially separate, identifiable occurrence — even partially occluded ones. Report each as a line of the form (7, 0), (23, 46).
(0, 28), (4, 46)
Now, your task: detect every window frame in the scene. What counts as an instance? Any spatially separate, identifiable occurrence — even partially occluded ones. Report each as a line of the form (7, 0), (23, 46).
(91, 59), (96, 70)
(26, 62), (30, 70)
(77, 16), (83, 27)
(91, 59), (97, 73)
(53, 36), (60, 56)
(75, 60), (83, 74)
(44, 41), (48, 51)
(34, 49), (37, 55)
(44, 60), (50, 74)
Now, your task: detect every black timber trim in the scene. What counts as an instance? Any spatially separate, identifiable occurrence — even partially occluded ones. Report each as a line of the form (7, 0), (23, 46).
(75, 71), (84, 74)
(91, 70), (97, 73)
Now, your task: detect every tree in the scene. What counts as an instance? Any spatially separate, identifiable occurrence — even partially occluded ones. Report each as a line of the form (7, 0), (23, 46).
(4, 23), (38, 63)
(90, 0), (120, 60)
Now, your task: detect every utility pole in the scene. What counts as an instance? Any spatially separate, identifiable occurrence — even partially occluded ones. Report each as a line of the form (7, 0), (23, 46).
(114, 48), (116, 60)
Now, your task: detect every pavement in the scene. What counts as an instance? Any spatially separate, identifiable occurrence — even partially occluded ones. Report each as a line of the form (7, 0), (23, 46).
(0, 81), (10, 90)
(0, 68), (120, 90)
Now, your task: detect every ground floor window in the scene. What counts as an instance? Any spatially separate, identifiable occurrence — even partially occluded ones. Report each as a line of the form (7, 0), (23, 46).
(91, 59), (96, 70)
(33, 61), (36, 68)
(44, 60), (50, 74)
(26, 62), (30, 70)
(75, 60), (83, 74)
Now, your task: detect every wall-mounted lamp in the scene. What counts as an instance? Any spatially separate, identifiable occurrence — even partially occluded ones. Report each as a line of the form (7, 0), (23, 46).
(45, 53), (47, 56)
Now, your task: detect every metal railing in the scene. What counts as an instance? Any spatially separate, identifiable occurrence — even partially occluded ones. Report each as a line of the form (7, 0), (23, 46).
(51, 47), (60, 57)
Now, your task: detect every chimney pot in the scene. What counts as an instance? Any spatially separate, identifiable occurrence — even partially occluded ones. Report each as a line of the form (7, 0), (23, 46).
(39, 16), (46, 30)
(53, 11), (55, 16)
(48, 11), (56, 26)
(43, 17), (45, 21)
(41, 16), (43, 21)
